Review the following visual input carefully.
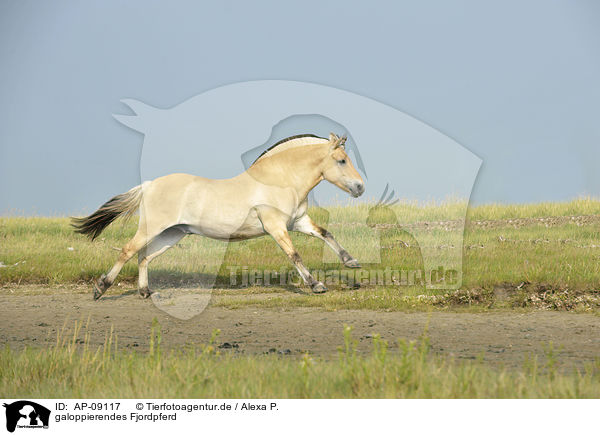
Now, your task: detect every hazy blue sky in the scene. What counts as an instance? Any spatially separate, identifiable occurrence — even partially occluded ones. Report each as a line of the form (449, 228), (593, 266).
(1, 1), (599, 215)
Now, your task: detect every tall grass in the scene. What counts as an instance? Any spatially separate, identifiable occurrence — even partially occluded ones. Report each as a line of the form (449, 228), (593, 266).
(1, 322), (598, 398)
(1, 199), (599, 311)
(467, 197), (600, 220)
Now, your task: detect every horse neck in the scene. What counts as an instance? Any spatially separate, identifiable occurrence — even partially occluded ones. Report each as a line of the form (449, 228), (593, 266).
(247, 144), (327, 200)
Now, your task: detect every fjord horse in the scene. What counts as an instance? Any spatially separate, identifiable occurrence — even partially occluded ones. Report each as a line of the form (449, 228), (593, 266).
(72, 133), (365, 299)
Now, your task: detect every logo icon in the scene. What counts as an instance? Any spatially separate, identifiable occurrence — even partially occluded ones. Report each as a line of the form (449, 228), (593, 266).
(3, 401), (50, 433)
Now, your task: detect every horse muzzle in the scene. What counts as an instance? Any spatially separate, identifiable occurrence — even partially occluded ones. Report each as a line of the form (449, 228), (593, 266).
(349, 181), (365, 198)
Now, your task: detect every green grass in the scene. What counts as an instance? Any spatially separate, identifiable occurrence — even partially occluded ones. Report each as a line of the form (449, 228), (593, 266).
(3, 202), (599, 399)
(1, 199), (599, 311)
(1, 322), (598, 398)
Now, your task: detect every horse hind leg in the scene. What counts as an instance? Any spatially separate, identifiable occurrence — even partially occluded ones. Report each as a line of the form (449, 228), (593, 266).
(137, 227), (186, 298)
(93, 229), (151, 300)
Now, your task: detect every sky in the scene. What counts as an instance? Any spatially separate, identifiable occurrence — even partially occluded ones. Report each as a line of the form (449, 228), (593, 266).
(0, 0), (599, 215)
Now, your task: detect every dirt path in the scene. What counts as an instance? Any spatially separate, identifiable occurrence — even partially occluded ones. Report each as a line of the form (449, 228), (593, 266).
(0, 289), (598, 370)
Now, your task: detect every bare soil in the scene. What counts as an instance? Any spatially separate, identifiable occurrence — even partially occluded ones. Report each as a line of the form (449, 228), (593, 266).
(0, 288), (598, 370)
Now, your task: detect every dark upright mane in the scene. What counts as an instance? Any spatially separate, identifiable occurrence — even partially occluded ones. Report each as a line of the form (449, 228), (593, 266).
(250, 134), (326, 167)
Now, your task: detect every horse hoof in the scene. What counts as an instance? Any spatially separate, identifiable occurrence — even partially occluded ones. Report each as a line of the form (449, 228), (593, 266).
(139, 287), (152, 299)
(311, 282), (328, 294)
(344, 258), (361, 268)
(93, 283), (104, 300)
(93, 275), (108, 300)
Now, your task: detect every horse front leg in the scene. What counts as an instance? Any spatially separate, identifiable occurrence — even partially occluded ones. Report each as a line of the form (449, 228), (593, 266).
(257, 208), (327, 293)
(292, 214), (361, 268)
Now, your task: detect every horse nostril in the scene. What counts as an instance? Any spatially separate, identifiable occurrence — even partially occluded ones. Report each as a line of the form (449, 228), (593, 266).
(353, 182), (365, 196)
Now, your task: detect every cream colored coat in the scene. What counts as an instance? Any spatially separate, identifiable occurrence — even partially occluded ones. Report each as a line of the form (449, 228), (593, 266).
(73, 133), (364, 299)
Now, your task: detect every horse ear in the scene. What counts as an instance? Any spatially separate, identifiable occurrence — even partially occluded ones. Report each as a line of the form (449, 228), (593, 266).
(329, 132), (346, 150)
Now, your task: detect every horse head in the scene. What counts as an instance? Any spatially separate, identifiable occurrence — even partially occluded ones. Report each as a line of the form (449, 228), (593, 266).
(321, 133), (365, 198)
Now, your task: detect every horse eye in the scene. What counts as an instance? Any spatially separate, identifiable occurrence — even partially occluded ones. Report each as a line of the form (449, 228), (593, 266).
(339, 159), (346, 165)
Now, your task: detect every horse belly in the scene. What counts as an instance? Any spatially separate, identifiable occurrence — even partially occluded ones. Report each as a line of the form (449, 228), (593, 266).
(228, 219), (266, 241)
(180, 214), (265, 241)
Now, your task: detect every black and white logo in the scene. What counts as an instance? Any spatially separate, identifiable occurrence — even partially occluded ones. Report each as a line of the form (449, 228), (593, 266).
(3, 401), (50, 433)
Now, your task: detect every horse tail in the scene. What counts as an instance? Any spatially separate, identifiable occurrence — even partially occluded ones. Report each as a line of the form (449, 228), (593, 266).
(71, 184), (144, 240)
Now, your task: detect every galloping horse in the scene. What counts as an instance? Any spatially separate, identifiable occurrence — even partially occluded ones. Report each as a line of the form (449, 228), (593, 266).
(72, 133), (365, 300)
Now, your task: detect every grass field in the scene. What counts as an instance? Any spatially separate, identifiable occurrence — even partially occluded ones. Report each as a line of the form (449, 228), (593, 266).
(1, 200), (600, 399)
(1, 199), (599, 312)
(1, 322), (598, 399)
